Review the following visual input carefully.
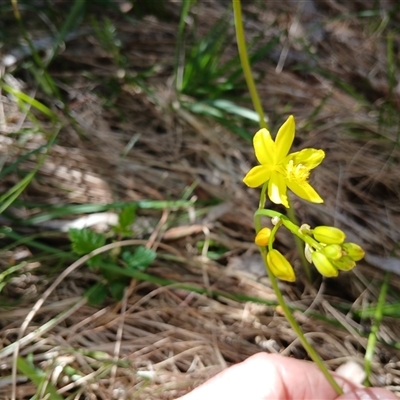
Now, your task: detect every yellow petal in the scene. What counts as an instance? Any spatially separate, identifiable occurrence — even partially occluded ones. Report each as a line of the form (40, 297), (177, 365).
(275, 115), (295, 161)
(243, 165), (272, 188)
(268, 172), (289, 207)
(288, 148), (325, 170)
(286, 181), (324, 203)
(253, 128), (276, 165)
(266, 249), (296, 282)
(311, 251), (339, 277)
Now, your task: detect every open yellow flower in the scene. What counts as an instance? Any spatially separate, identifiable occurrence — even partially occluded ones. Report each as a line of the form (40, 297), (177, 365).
(243, 116), (325, 208)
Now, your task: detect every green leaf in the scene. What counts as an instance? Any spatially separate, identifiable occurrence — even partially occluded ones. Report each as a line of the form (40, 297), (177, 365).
(119, 204), (136, 229)
(109, 280), (127, 300)
(122, 246), (156, 271)
(69, 228), (106, 255)
(87, 254), (104, 270)
(86, 283), (108, 306)
(114, 204), (137, 236)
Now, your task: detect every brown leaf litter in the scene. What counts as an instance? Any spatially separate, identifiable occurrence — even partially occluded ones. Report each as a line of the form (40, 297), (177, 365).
(1, 0), (400, 398)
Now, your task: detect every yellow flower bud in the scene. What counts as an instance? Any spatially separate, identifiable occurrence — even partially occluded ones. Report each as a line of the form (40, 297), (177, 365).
(332, 256), (356, 271)
(342, 243), (365, 262)
(311, 251), (338, 277)
(313, 226), (346, 245)
(266, 249), (296, 282)
(322, 244), (343, 261)
(255, 228), (273, 247)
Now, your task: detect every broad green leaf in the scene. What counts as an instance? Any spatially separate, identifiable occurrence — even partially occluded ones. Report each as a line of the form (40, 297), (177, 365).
(109, 280), (127, 300)
(122, 246), (156, 271)
(118, 204), (136, 229)
(69, 228), (106, 255)
(86, 283), (108, 306)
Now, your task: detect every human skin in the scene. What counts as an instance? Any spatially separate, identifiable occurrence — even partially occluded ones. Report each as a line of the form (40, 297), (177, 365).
(177, 353), (397, 400)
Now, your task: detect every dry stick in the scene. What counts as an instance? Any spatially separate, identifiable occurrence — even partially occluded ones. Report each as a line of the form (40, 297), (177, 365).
(147, 208), (170, 249)
(2, 297), (88, 360)
(57, 366), (110, 395)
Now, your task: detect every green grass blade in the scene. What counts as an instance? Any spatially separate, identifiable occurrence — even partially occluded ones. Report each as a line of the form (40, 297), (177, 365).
(47, 0), (87, 64)
(0, 227), (73, 256)
(0, 129), (59, 214)
(13, 199), (195, 225)
(174, 0), (196, 92)
(0, 143), (48, 180)
(17, 357), (64, 400)
(10, 0), (60, 98)
(0, 170), (37, 214)
(364, 272), (390, 386)
(1, 84), (57, 120)
(0, 262), (27, 293)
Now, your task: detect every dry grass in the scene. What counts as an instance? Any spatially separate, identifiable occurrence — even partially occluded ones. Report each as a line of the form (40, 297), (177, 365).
(1, 0), (400, 399)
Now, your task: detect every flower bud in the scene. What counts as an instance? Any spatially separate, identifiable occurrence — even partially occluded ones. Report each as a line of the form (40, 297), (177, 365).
(311, 251), (338, 277)
(299, 224), (311, 234)
(332, 256), (356, 271)
(255, 228), (273, 247)
(322, 244), (343, 261)
(342, 243), (365, 262)
(313, 226), (346, 244)
(271, 216), (280, 226)
(266, 249), (296, 282)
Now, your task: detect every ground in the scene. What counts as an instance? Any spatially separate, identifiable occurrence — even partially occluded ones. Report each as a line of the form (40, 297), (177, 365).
(1, 0), (400, 399)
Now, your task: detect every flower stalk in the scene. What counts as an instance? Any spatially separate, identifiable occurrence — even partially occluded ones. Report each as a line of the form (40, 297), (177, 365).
(232, 0), (268, 130)
(231, 1), (363, 395)
(255, 185), (344, 395)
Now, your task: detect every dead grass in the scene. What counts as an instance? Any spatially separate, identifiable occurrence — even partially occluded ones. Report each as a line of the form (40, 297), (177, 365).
(1, 0), (400, 399)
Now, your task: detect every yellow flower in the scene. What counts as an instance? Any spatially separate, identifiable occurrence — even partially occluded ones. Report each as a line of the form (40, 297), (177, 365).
(243, 116), (325, 208)
(255, 227), (273, 246)
(266, 249), (296, 282)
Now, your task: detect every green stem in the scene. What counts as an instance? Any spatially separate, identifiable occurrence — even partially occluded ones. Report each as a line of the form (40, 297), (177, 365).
(259, 182), (268, 209)
(364, 272), (390, 386)
(233, 1), (341, 394)
(232, 0), (268, 130)
(286, 199), (312, 282)
(265, 256), (343, 395)
(254, 209), (322, 251)
(254, 206), (343, 395)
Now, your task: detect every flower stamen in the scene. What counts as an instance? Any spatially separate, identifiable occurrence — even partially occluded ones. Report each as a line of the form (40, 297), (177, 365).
(285, 160), (310, 183)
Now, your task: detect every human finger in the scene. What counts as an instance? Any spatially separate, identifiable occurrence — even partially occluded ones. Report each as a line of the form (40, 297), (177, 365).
(176, 353), (397, 400)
